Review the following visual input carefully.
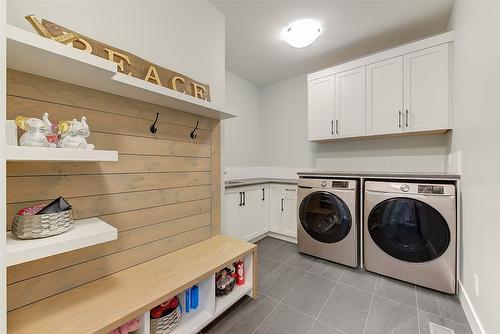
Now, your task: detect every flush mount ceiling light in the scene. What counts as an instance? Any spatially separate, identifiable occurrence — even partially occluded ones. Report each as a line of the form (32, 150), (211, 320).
(282, 19), (321, 48)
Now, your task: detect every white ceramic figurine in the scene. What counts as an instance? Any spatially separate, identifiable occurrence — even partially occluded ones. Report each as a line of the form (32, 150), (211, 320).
(15, 112), (56, 147)
(58, 116), (95, 150)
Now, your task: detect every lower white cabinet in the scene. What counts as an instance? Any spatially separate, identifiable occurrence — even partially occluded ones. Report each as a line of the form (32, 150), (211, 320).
(269, 184), (298, 238)
(224, 185), (269, 241)
(224, 183), (297, 241)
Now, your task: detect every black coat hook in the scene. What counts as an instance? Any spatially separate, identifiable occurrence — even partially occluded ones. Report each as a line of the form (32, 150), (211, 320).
(150, 113), (159, 133)
(190, 121), (199, 139)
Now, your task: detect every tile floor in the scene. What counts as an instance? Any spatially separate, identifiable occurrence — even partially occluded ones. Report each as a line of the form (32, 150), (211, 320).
(202, 237), (472, 334)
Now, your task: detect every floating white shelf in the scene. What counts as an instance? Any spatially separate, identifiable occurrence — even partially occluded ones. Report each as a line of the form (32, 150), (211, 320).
(6, 145), (118, 162)
(6, 217), (118, 266)
(7, 24), (238, 120)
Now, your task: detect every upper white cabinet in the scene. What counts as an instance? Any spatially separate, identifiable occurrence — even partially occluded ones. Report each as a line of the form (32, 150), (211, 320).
(335, 67), (366, 138)
(308, 32), (453, 141)
(366, 57), (403, 135)
(308, 76), (334, 140)
(403, 44), (450, 132)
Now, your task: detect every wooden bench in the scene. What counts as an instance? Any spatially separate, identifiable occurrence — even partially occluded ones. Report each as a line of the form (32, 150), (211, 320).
(8, 235), (257, 334)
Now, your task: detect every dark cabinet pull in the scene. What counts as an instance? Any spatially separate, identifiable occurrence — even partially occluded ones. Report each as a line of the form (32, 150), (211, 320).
(331, 120), (334, 135)
(262, 188), (265, 201)
(242, 191), (246, 206)
(405, 109), (409, 127)
(398, 110), (402, 128)
(281, 198), (284, 212)
(336, 120), (339, 135)
(239, 192), (242, 206)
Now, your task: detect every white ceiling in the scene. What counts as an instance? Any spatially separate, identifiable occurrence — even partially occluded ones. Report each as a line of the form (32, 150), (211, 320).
(210, 0), (454, 86)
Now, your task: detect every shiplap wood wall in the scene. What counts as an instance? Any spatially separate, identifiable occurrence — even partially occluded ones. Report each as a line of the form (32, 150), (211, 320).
(5, 70), (221, 311)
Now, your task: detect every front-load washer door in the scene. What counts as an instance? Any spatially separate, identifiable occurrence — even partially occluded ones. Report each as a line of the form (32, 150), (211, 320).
(367, 197), (450, 263)
(299, 191), (351, 243)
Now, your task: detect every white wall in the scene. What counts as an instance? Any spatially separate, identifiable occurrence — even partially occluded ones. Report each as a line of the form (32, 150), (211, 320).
(447, 2), (500, 333)
(260, 74), (318, 169)
(6, 0), (226, 104)
(0, 0), (6, 331)
(224, 70), (261, 167)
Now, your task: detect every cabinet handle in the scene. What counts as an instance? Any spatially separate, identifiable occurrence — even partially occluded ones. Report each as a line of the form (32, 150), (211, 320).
(405, 109), (409, 128)
(336, 120), (339, 135)
(242, 191), (246, 206)
(262, 188), (265, 201)
(281, 198), (284, 212)
(398, 110), (402, 128)
(331, 120), (334, 135)
(239, 192), (242, 206)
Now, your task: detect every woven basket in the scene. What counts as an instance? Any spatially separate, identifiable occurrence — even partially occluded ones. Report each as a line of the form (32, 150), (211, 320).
(215, 267), (236, 297)
(12, 209), (74, 239)
(150, 305), (182, 334)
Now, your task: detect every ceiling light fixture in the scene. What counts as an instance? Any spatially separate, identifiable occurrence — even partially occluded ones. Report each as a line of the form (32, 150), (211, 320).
(282, 19), (321, 48)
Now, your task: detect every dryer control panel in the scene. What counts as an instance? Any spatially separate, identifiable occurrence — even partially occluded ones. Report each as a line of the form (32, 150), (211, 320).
(418, 185), (445, 194)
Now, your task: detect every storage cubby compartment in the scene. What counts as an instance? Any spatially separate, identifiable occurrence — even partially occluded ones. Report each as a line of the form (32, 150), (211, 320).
(137, 255), (253, 334)
(138, 277), (215, 334)
(214, 253), (253, 316)
(171, 277), (214, 334)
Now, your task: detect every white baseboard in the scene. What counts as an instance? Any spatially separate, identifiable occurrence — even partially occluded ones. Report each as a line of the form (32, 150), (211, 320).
(267, 232), (297, 244)
(458, 281), (485, 334)
(249, 231), (297, 245)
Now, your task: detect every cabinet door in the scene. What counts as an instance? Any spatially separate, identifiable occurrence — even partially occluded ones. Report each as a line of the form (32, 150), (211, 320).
(403, 44), (449, 132)
(366, 57), (403, 135)
(334, 67), (366, 138)
(223, 190), (243, 239)
(269, 184), (283, 233)
(241, 188), (264, 241)
(308, 76), (334, 140)
(281, 188), (298, 237)
(258, 185), (270, 234)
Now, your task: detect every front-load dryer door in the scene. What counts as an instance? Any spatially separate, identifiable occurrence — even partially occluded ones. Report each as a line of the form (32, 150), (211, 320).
(299, 191), (352, 243)
(367, 198), (450, 263)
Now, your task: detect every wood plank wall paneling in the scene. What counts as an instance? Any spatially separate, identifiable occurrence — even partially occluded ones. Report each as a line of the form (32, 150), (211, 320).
(6, 70), (220, 312)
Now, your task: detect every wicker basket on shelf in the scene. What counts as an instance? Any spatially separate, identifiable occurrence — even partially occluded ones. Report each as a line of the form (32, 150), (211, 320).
(12, 209), (74, 239)
(150, 305), (182, 334)
(215, 267), (236, 297)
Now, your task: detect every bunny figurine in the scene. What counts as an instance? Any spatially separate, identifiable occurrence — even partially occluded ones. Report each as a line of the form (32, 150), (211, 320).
(58, 116), (95, 149)
(15, 113), (56, 147)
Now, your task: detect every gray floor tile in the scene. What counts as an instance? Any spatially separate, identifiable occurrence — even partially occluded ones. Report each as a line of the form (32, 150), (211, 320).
(375, 276), (417, 308)
(258, 256), (280, 285)
(417, 287), (469, 324)
(364, 295), (418, 334)
(418, 310), (473, 334)
(256, 237), (287, 256)
(339, 268), (378, 294)
(318, 283), (372, 334)
(285, 251), (317, 271)
(309, 321), (344, 334)
(262, 242), (298, 263)
(255, 303), (314, 334)
(309, 259), (345, 282)
(260, 264), (306, 301)
(283, 273), (336, 317)
(202, 294), (278, 334)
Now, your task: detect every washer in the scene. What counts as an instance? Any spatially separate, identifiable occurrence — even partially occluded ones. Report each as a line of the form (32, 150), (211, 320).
(297, 178), (359, 268)
(364, 181), (456, 294)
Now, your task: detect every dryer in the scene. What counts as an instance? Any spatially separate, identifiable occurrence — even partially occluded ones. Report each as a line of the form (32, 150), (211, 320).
(364, 181), (456, 294)
(297, 178), (359, 268)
